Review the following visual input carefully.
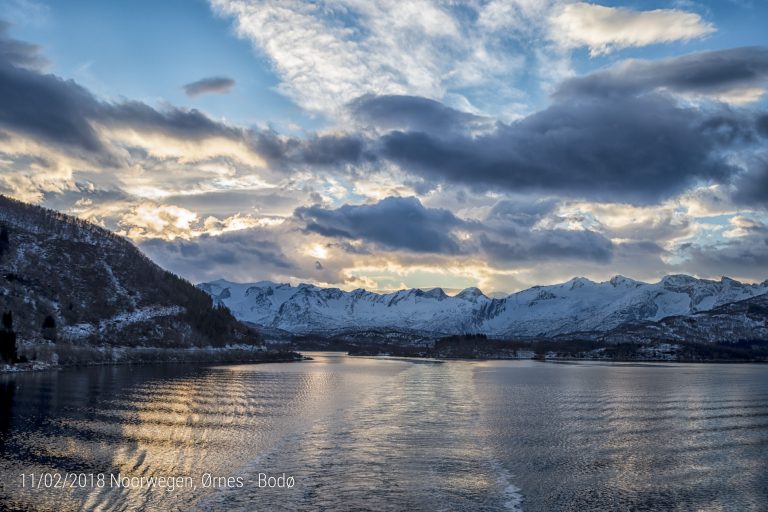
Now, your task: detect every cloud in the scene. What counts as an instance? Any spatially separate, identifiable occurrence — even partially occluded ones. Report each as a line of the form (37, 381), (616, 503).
(360, 48), (768, 205)
(100, 101), (241, 142)
(296, 196), (465, 254)
(678, 216), (768, 280)
(378, 93), (733, 204)
(183, 76), (235, 97)
(209, 0), (459, 113)
(2, 24), (767, 289)
(551, 2), (715, 56)
(140, 230), (295, 283)
(295, 195), (616, 264)
(0, 51), (245, 160)
(483, 197), (560, 228)
(556, 47), (768, 104)
(211, 1), (717, 118)
(563, 200), (694, 245)
(208, 0), (538, 115)
(478, 196), (614, 263)
(349, 94), (493, 135)
(478, 229), (613, 264)
(161, 188), (306, 218)
(0, 20), (47, 70)
(733, 153), (768, 207)
(758, 114), (768, 137)
(0, 58), (106, 155)
(251, 130), (368, 168)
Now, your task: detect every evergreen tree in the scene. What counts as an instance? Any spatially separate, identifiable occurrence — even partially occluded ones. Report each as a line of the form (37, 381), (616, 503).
(1, 312), (11, 330)
(0, 311), (17, 363)
(42, 315), (57, 341)
(0, 225), (8, 256)
(42, 315), (56, 329)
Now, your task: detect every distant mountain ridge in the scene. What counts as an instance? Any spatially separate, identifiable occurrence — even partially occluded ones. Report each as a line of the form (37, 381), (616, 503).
(199, 274), (768, 339)
(0, 195), (262, 364)
(599, 292), (768, 344)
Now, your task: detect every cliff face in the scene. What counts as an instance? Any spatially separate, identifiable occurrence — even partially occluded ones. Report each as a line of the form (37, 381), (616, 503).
(0, 195), (261, 361)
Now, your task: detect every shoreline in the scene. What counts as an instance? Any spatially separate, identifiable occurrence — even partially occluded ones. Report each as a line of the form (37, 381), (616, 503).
(344, 352), (768, 364)
(1, 346), (306, 374)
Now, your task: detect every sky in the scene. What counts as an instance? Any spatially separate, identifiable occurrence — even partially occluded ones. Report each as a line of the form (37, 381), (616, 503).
(1, 0), (767, 293)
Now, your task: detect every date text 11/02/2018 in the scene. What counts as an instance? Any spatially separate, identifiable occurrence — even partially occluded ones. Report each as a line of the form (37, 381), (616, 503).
(19, 472), (294, 491)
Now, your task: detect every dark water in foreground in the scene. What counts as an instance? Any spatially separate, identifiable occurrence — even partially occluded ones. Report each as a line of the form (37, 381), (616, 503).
(0, 353), (767, 511)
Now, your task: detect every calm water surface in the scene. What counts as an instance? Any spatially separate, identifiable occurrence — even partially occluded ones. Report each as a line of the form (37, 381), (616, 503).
(0, 353), (766, 511)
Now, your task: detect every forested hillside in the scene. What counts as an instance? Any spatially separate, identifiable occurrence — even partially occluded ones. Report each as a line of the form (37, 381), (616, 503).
(0, 195), (263, 365)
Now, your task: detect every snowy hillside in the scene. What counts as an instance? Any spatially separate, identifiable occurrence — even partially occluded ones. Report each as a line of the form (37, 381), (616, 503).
(0, 195), (261, 352)
(199, 274), (768, 338)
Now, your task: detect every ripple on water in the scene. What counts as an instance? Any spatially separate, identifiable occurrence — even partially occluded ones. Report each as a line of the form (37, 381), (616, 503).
(1, 357), (767, 511)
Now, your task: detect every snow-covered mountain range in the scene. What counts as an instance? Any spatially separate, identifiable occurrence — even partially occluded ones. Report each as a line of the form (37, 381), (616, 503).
(198, 275), (768, 338)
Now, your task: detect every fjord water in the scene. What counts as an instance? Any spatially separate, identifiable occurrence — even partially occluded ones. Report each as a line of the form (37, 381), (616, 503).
(0, 354), (766, 511)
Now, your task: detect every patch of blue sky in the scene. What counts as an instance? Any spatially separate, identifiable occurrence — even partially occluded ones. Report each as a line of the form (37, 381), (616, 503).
(2, 0), (322, 131)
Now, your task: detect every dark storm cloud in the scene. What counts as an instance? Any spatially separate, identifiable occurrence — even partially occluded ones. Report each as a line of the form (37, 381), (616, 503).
(299, 134), (367, 165)
(478, 229), (613, 264)
(140, 231), (294, 283)
(757, 114), (768, 137)
(484, 198), (559, 228)
(0, 58), (106, 153)
(183, 76), (235, 97)
(614, 241), (666, 260)
(100, 100), (240, 141)
(349, 94), (492, 135)
(0, 27), (370, 168)
(296, 196), (465, 254)
(295, 196), (615, 263)
(733, 154), (768, 206)
(479, 196), (614, 264)
(555, 47), (768, 99)
(0, 21), (47, 70)
(379, 93), (733, 203)
(0, 37), (368, 170)
(0, 50), (241, 158)
(698, 113), (763, 146)
(356, 47), (768, 205)
(251, 130), (368, 167)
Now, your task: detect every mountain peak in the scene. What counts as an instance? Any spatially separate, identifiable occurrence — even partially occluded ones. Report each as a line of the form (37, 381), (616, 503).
(719, 276), (741, 286)
(456, 287), (487, 301)
(566, 276), (595, 289)
(609, 275), (641, 288)
(661, 274), (700, 286)
(422, 288), (447, 300)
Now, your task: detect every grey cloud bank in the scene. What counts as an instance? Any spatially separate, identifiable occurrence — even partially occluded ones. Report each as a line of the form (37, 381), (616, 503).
(295, 196), (615, 264)
(296, 197), (465, 254)
(360, 48), (768, 205)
